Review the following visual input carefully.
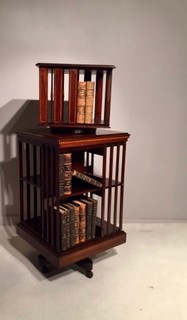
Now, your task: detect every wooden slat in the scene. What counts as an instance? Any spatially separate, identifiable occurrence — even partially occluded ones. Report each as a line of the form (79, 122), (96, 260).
(45, 146), (50, 243)
(26, 144), (30, 220)
(19, 142), (24, 221)
(104, 69), (112, 126)
(54, 68), (64, 123)
(50, 148), (55, 247)
(40, 146), (45, 239)
(119, 143), (126, 230)
(33, 145), (37, 220)
(101, 146), (107, 236)
(95, 70), (103, 123)
(107, 145), (113, 234)
(113, 144), (120, 231)
(55, 150), (61, 252)
(68, 69), (78, 123)
(39, 68), (48, 123)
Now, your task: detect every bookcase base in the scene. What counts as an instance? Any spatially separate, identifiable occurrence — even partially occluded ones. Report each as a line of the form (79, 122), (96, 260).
(17, 223), (126, 272)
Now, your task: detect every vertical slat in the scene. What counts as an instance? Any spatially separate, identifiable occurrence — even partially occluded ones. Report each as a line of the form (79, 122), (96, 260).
(40, 146), (45, 239)
(33, 145), (37, 220)
(19, 141), (24, 221)
(50, 148), (55, 247)
(101, 146), (107, 236)
(107, 145), (113, 234)
(95, 70), (103, 124)
(91, 152), (94, 175)
(86, 151), (89, 169)
(104, 69), (112, 126)
(50, 69), (54, 123)
(68, 69), (78, 123)
(55, 150), (61, 252)
(39, 67), (48, 123)
(45, 146), (50, 243)
(84, 70), (92, 81)
(26, 143), (30, 220)
(54, 68), (64, 123)
(119, 143), (127, 230)
(113, 144), (120, 231)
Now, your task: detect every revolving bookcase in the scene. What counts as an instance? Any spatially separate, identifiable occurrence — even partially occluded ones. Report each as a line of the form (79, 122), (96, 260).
(16, 63), (130, 278)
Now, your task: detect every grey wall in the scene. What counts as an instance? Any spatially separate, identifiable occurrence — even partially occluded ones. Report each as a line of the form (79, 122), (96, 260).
(0, 0), (187, 224)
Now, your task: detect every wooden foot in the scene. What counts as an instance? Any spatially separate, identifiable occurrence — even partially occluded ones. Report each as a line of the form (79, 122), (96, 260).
(75, 258), (93, 278)
(38, 254), (51, 274)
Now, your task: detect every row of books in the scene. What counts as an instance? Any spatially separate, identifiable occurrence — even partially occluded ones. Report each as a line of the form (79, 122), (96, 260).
(54, 196), (98, 251)
(59, 153), (102, 196)
(77, 81), (95, 124)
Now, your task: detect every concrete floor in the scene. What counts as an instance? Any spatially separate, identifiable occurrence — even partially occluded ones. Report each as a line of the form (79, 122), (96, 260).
(0, 223), (187, 320)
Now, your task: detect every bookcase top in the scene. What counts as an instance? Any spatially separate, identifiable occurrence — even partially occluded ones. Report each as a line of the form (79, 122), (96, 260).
(36, 63), (116, 70)
(17, 128), (130, 149)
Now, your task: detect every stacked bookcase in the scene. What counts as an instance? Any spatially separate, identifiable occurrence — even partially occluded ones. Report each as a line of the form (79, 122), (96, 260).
(16, 63), (130, 278)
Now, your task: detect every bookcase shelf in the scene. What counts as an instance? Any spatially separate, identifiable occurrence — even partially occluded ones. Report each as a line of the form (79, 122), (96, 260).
(36, 63), (115, 130)
(17, 128), (129, 276)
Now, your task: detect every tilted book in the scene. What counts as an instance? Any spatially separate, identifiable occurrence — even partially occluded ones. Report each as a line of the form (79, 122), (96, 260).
(72, 169), (102, 188)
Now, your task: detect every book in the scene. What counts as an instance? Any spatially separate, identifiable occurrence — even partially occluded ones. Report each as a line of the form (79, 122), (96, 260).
(83, 196), (98, 239)
(76, 81), (86, 124)
(63, 202), (76, 247)
(85, 81), (95, 124)
(67, 202), (80, 245)
(54, 205), (68, 251)
(73, 200), (86, 243)
(80, 198), (92, 240)
(60, 205), (71, 249)
(59, 153), (72, 196)
(72, 169), (102, 188)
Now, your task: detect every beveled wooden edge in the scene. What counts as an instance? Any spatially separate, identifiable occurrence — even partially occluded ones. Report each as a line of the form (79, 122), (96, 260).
(16, 131), (130, 150)
(17, 223), (126, 269)
(36, 63), (116, 70)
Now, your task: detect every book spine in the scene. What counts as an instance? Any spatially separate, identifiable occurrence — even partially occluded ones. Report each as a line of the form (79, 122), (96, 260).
(85, 81), (95, 124)
(91, 199), (98, 239)
(63, 153), (72, 195)
(59, 207), (67, 251)
(59, 154), (65, 197)
(77, 81), (86, 124)
(74, 206), (80, 244)
(81, 199), (92, 240)
(72, 169), (102, 188)
(73, 200), (86, 243)
(79, 206), (86, 243)
(65, 207), (70, 249)
(63, 203), (76, 247)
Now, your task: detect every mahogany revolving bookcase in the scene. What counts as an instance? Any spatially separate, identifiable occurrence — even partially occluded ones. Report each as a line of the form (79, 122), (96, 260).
(16, 63), (130, 278)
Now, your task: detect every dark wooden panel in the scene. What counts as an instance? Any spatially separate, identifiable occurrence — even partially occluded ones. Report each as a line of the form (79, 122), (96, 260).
(54, 68), (64, 123)
(104, 70), (112, 126)
(36, 63), (116, 70)
(68, 69), (78, 123)
(95, 70), (103, 123)
(39, 68), (48, 123)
